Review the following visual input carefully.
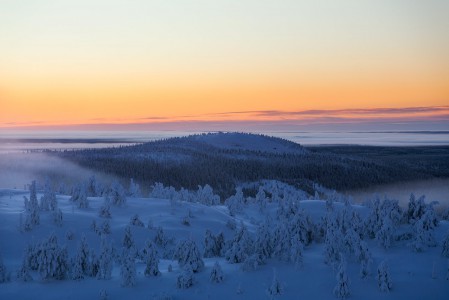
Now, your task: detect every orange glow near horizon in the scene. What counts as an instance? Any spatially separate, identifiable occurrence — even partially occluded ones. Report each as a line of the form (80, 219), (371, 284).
(1, 1), (448, 129)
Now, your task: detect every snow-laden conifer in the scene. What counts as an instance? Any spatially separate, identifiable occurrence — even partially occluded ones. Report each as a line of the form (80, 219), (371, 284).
(210, 261), (224, 283)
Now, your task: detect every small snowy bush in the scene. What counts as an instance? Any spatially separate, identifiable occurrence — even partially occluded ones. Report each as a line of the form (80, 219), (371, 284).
(210, 261), (224, 283)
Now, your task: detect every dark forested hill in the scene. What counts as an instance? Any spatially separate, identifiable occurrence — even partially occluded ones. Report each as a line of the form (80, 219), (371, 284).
(54, 133), (449, 198)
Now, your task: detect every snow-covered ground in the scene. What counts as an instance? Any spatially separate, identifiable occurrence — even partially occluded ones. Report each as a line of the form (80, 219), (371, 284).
(1, 186), (448, 300)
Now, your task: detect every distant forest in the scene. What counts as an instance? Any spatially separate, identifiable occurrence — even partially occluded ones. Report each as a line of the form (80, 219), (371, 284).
(53, 134), (449, 198)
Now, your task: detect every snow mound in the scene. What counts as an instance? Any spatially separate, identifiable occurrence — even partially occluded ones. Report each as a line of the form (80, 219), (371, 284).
(191, 132), (306, 154)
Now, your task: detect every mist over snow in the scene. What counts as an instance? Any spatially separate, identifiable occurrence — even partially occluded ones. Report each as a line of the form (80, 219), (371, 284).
(0, 152), (119, 190)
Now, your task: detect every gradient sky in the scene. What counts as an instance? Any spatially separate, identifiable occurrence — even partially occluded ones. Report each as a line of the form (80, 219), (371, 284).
(1, 0), (448, 130)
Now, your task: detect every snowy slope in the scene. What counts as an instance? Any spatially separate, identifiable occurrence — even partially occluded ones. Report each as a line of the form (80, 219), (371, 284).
(1, 189), (449, 300)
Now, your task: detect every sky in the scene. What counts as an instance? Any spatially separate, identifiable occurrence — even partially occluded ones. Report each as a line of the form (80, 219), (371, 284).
(0, 0), (448, 131)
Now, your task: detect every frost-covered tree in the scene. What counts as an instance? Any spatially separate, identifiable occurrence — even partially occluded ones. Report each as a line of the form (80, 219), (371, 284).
(130, 214), (144, 227)
(255, 186), (267, 212)
(377, 261), (393, 292)
(128, 178), (141, 198)
(210, 261), (224, 283)
(204, 230), (221, 258)
(120, 249), (136, 287)
(72, 235), (91, 280)
(16, 257), (32, 282)
(35, 233), (69, 280)
(40, 178), (57, 211)
(343, 228), (361, 255)
(122, 226), (135, 251)
(23, 180), (40, 229)
(225, 187), (245, 216)
(254, 221), (273, 262)
(410, 211), (437, 252)
(174, 239), (204, 273)
(267, 269), (283, 299)
(142, 240), (160, 277)
(376, 215), (394, 249)
(241, 254), (262, 272)
(197, 184), (220, 206)
(98, 195), (111, 218)
(86, 175), (102, 197)
(225, 222), (254, 263)
(53, 208), (63, 227)
(154, 226), (168, 248)
(442, 230), (449, 258)
(97, 238), (113, 280)
(110, 181), (127, 206)
(407, 194), (426, 224)
(97, 220), (111, 236)
(177, 265), (194, 289)
(290, 234), (304, 268)
(334, 261), (350, 299)
(71, 184), (89, 209)
(271, 222), (290, 261)
(324, 214), (343, 266)
(356, 241), (372, 279)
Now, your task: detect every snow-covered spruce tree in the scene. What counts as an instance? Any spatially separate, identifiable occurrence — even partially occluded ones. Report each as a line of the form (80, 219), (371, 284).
(407, 194), (427, 224)
(267, 269), (283, 299)
(255, 186), (267, 212)
(110, 180), (127, 206)
(225, 222), (254, 264)
(128, 178), (141, 198)
(177, 265), (194, 289)
(271, 222), (291, 261)
(120, 248), (136, 287)
(23, 180), (40, 229)
(197, 184), (220, 206)
(72, 235), (91, 280)
(377, 261), (393, 292)
(225, 187), (245, 216)
(288, 209), (315, 246)
(442, 230), (449, 258)
(122, 226), (135, 252)
(97, 237), (114, 280)
(85, 175), (97, 197)
(17, 257), (33, 282)
(356, 241), (372, 279)
(40, 178), (57, 211)
(290, 234), (304, 268)
(210, 261), (224, 283)
(174, 239), (204, 273)
(53, 208), (63, 227)
(142, 240), (160, 277)
(343, 228), (361, 255)
(154, 226), (168, 248)
(376, 215), (394, 249)
(241, 254), (262, 272)
(333, 261), (350, 299)
(203, 229), (219, 258)
(71, 184), (89, 209)
(130, 214), (144, 227)
(409, 210), (437, 252)
(324, 214), (343, 266)
(254, 220), (273, 263)
(98, 220), (111, 236)
(36, 233), (69, 280)
(98, 195), (111, 218)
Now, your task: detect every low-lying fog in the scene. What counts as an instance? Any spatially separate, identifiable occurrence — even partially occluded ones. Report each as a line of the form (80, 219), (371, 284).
(347, 178), (449, 209)
(0, 152), (118, 190)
